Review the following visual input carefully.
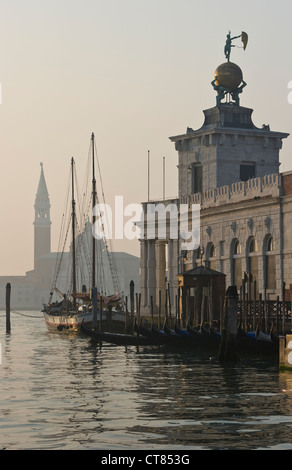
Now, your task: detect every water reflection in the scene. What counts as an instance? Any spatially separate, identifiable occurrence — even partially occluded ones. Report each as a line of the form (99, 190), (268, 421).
(0, 313), (292, 450)
(280, 373), (292, 394)
(123, 349), (290, 449)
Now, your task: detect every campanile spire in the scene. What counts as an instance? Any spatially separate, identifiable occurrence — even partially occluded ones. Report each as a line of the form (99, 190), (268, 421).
(34, 163), (51, 266)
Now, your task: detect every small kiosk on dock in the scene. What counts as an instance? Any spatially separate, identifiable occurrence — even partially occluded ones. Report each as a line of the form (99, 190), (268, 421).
(178, 266), (226, 328)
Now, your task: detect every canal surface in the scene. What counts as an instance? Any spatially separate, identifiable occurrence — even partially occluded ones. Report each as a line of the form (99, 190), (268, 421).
(0, 311), (292, 450)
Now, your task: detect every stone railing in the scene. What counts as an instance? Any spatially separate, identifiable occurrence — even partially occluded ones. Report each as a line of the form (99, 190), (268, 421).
(180, 173), (281, 209)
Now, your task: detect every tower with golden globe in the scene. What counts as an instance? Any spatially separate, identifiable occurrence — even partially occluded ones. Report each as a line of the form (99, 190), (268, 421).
(212, 31), (248, 106)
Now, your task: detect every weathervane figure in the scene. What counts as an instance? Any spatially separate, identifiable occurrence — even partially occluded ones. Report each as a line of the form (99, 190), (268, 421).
(224, 31), (248, 62)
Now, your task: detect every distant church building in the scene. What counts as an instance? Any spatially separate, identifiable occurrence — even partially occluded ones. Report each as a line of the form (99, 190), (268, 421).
(0, 164), (140, 310)
(139, 33), (291, 319)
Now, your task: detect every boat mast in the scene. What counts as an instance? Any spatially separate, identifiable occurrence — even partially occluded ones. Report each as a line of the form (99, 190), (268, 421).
(71, 157), (77, 308)
(91, 132), (97, 289)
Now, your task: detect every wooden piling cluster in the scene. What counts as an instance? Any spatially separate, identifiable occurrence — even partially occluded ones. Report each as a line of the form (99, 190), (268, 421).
(124, 281), (176, 332)
(238, 278), (291, 336)
(127, 276), (292, 335)
(124, 280), (141, 333)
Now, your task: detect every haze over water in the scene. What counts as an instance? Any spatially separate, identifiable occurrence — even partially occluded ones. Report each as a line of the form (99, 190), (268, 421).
(0, 312), (292, 450)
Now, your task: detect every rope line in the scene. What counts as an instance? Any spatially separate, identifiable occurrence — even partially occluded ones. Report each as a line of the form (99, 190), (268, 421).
(0, 310), (43, 318)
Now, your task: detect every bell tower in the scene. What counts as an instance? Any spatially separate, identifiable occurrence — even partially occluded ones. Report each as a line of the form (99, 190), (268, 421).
(34, 163), (51, 268)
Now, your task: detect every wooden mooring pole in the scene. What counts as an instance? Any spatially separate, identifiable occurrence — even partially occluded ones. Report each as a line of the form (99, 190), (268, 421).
(125, 296), (128, 333)
(242, 278), (246, 332)
(130, 280), (134, 332)
(151, 295), (154, 325)
(218, 286), (240, 363)
(6, 283), (11, 333)
(282, 281), (286, 335)
(99, 292), (103, 332)
(158, 290), (161, 329)
(92, 286), (98, 330)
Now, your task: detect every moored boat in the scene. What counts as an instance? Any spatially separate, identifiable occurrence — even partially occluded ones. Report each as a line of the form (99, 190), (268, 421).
(80, 321), (164, 345)
(134, 319), (201, 348)
(42, 133), (125, 332)
(186, 321), (221, 349)
(231, 325), (279, 356)
(43, 308), (125, 332)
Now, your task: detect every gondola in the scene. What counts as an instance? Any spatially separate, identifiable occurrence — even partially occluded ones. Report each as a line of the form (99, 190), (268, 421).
(144, 323), (184, 346)
(200, 324), (222, 346)
(256, 329), (279, 355)
(134, 322), (155, 338)
(230, 324), (279, 356)
(80, 320), (164, 346)
(134, 320), (199, 348)
(160, 321), (199, 347)
(186, 320), (221, 349)
(116, 317), (279, 355)
(218, 325), (279, 357)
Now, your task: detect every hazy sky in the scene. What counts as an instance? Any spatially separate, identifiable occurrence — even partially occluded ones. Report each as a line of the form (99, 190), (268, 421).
(0, 0), (292, 275)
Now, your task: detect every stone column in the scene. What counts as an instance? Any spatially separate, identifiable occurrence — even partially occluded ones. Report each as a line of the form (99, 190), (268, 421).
(225, 257), (232, 288)
(147, 239), (156, 312)
(241, 255), (247, 279)
(276, 253), (282, 298)
(140, 240), (148, 307)
(257, 254), (265, 295)
(168, 239), (178, 309)
(155, 241), (166, 314)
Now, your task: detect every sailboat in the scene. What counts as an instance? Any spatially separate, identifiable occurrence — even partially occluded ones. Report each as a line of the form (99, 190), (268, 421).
(42, 133), (125, 332)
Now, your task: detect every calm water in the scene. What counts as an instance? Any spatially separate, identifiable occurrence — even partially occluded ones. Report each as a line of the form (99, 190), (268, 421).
(0, 311), (292, 451)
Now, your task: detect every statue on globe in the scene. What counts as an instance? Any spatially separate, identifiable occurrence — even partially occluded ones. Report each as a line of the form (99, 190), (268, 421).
(211, 31), (248, 106)
(211, 78), (229, 107)
(231, 80), (247, 106)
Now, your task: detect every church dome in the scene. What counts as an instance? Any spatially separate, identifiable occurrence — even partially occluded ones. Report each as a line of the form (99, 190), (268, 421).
(214, 62), (243, 92)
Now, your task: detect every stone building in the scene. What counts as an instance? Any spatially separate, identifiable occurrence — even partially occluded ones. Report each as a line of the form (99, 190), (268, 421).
(0, 164), (140, 310)
(139, 52), (291, 318)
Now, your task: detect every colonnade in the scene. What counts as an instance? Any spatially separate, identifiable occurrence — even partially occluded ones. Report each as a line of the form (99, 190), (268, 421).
(140, 239), (178, 315)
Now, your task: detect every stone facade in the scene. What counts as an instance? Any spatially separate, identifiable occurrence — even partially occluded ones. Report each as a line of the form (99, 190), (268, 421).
(186, 173), (283, 297)
(171, 106), (287, 198)
(139, 103), (291, 316)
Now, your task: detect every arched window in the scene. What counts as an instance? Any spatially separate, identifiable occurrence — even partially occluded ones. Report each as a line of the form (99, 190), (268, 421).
(267, 236), (275, 252)
(234, 239), (241, 255)
(206, 243), (216, 270)
(195, 246), (204, 266)
(265, 235), (276, 290)
(249, 237), (258, 253)
(191, 164), (203, 194)
(210, 244), (216, 257)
